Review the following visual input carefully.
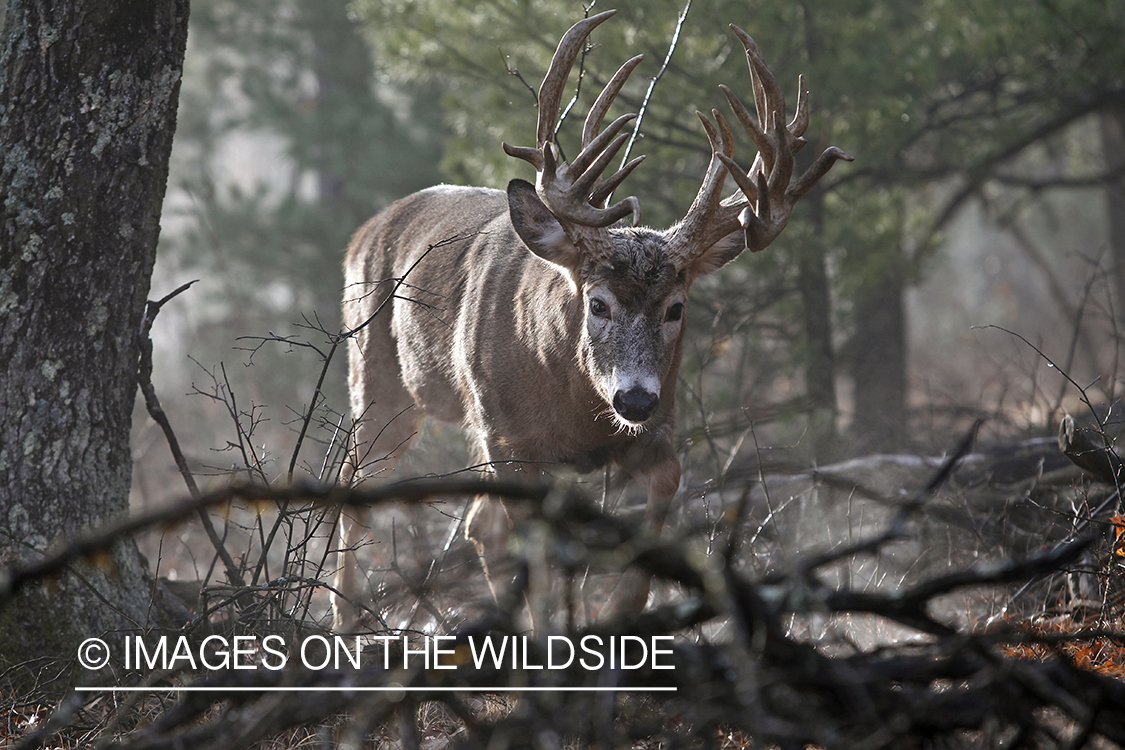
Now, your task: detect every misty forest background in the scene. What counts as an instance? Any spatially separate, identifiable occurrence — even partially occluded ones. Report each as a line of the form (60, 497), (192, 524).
(110, 0), (1125, 627)
(5, 0), (1125, 745)
(141, 2), (1122, 491)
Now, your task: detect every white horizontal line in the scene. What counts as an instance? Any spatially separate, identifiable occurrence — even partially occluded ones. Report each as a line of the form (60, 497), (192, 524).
(75, 686), (676, 693)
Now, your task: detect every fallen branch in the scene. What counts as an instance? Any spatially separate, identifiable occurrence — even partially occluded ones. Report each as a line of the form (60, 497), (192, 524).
(1059, 413), (1125, 486)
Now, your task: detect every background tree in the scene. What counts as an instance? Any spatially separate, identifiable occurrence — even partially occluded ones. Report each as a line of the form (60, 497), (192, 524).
(171, 0), (443, 302)
(1105, 107), (1125, 330)
(0, 0), (189, 683)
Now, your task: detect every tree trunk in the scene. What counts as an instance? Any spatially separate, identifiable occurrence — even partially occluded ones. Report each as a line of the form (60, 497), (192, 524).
(1101, 108), (1125, 336)
(0, 0), (189, 689)
(850, 251), (908, 453)
(795, 188), (839, 460)
(794, 4), (838, 460)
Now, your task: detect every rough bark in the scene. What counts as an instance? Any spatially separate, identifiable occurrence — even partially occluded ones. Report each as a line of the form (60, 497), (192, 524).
(0, 0), (189, 689)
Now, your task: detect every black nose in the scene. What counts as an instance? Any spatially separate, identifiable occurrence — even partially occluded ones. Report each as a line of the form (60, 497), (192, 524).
(612, 387), (659, 422)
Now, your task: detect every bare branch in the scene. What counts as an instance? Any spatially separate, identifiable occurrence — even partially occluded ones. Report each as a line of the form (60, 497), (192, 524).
(137, 281), (245, 588)
(615, 0), (692, 180)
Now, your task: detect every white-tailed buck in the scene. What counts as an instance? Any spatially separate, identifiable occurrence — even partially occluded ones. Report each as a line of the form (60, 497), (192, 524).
(334, 10), (850, 630)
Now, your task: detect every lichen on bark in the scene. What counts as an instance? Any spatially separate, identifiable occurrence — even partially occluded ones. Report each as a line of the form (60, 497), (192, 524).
(0, 0), (190, 692)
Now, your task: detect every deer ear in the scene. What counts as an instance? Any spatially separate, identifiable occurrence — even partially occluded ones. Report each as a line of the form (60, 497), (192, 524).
(688, 230), (746, 278)
(507, 179), (583, 275)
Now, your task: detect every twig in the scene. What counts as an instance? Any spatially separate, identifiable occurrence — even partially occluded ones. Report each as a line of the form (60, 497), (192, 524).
(499, 47), (538, 104)
(819, 535), (1096, 636)
(974, 324), (1101, 425)
(137, 281), (245, 588)
(1053, 258), (1102, 415)
(790, 419), (982, 576)
(615, 0), (692, 187)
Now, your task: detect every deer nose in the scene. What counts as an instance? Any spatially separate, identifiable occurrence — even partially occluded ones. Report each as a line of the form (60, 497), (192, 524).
(613, 387), (659, 423)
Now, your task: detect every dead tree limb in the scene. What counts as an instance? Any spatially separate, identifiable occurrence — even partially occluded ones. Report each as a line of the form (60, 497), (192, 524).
(1059, 412), (1125, 486)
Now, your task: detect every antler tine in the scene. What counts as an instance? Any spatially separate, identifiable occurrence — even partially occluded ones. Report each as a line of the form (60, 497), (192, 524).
(583, 55), (644, 148)
(537, 9), (618, 149)
(570, 112), (636, 180)
(590, 154), (645, 208)
(572, 132), (631, 196)
(730, 25), (786, 131)
(788, 146), (855, 201)
(717, 153), (757, 203)
(719, 85), (768, 168)
(768, 110), (794, 195)
(690, 109), (735, 208)
(743, 171), (771, 250)
(790, 75), (810, 138)
(506, 12), (617, 172)
(502, 142), (545, 171)
(575, 112), (647, 215)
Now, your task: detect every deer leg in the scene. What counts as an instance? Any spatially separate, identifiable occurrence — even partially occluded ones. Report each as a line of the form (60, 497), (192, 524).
(332, 355), (420, 632)
(332, 440), (366, 632)
(463, 440), (513, 605)
(599, 448), (681, 620)
(465, 493), (513, 604)
(464, 450), (549, 613)
(332, 513), (367, 633)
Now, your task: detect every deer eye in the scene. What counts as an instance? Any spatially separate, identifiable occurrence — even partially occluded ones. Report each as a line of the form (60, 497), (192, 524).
(666, 302), (684, 322)
(589, 298), (610, 319)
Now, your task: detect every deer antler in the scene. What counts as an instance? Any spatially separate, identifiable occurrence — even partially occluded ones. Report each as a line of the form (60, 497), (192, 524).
(503, 10), (646, 237)
(667, 24), (853, 267)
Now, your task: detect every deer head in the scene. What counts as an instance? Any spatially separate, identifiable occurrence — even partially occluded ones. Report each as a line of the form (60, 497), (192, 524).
(502, 10), (852, 432)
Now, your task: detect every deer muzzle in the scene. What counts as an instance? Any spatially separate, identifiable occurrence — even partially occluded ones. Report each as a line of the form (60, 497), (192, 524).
(612, 386), (659, 423)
